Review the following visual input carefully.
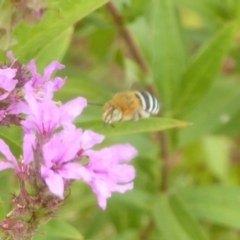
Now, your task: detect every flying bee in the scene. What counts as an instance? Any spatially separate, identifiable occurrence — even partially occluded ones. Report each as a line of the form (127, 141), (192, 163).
(103, 91), (160, 125)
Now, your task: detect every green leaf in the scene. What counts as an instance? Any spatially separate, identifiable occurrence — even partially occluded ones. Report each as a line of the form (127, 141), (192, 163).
(35, 219), (83, 240)
(150, 0), (186, 112)
(76, 117), (189, 136)
(35, 26), (74, 72)
(0, 126), (22, 157)
(178, 80), (240, 146)
(1, 0), (108, 62)
(173, 23), (235, 117)
(153, 194), (203, 240)
(89, 27), (116, 59)
(181, 185), (240, 229)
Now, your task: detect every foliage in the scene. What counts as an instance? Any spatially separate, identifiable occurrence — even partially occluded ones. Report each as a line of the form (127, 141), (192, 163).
(1, 0), (240, 239)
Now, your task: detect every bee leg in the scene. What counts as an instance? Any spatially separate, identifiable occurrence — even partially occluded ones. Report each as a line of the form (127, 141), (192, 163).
(132, 113), (139, 121)
(139, 111), (150, 118)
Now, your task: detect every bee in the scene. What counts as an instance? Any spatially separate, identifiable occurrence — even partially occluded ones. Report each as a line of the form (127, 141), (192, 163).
(103, 91), (160, 125)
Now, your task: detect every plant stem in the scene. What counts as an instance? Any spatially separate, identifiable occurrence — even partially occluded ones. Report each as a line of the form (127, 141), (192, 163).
(106, 2), (149, 74)
(159, 132), (169, 191)
(139, 220), (154, 240)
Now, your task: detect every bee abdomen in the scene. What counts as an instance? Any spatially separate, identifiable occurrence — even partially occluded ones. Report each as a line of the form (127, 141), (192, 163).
(135, 91), (160, 115)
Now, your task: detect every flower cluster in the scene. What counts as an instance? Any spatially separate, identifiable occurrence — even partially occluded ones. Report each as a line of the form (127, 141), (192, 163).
(0, 52), (137, 238)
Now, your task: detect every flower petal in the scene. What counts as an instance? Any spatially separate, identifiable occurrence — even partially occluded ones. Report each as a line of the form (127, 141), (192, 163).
(23, 91), (60, 135)
(23, 132), (36, 165)
(52, 77), (66, 91)
(81, 130), (105, 150)
(43, 61), (65, 82)
(0, 139), (17, 165)
(0, 68), (17, 79)
(109, 164), (136, 183)
(0, 162), (14, 171)
(7, 51), (16, 62)
(89, 179), (111, 210)
(43, 129), (82, 165)
(7, 102), (28, 115)
(110, 182), (134, 193)
(58, 162), (92, 182)
(60, 97), (87, 128)
(42, 135), (59, 168)
(110, 144), (138, 163)
(28, 60), (42, 88)
(41, 166), (64, 199)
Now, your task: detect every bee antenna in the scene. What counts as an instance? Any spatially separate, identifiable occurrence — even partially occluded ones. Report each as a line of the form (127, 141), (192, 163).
(88, 102), (104, 106)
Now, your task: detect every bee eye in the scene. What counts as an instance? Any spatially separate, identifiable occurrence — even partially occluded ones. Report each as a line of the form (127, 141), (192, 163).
(112, 109), (122, 122)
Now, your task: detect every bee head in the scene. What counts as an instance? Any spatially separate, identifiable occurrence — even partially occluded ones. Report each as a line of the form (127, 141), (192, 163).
(103, 102), (122, 124)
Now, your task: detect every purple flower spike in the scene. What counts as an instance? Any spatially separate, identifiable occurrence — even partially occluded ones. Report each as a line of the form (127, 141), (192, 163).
(85, 144), (137, 210)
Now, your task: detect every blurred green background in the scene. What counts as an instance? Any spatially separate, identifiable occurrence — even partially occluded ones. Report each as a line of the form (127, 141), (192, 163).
(1, 0), (240, 239)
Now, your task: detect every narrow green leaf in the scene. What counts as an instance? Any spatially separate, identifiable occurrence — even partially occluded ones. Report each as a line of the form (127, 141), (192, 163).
(174, 23), (235, 117)
(36, 219), (83, 240)
(181, 185), (240, 229)
(169, 193), (209, 240)
(76, 117), (189, 136)
(151, 0), (186, 112)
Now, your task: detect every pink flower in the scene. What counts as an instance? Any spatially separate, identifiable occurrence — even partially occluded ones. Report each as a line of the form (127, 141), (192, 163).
(41, 130), (91, 199)
(22, 87), (87, 136)
(85, 144), (137, 210)
(27, 60), (66, 100)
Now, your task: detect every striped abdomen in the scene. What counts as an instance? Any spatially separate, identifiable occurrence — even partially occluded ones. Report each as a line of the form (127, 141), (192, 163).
(135, 91), (160, 116)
